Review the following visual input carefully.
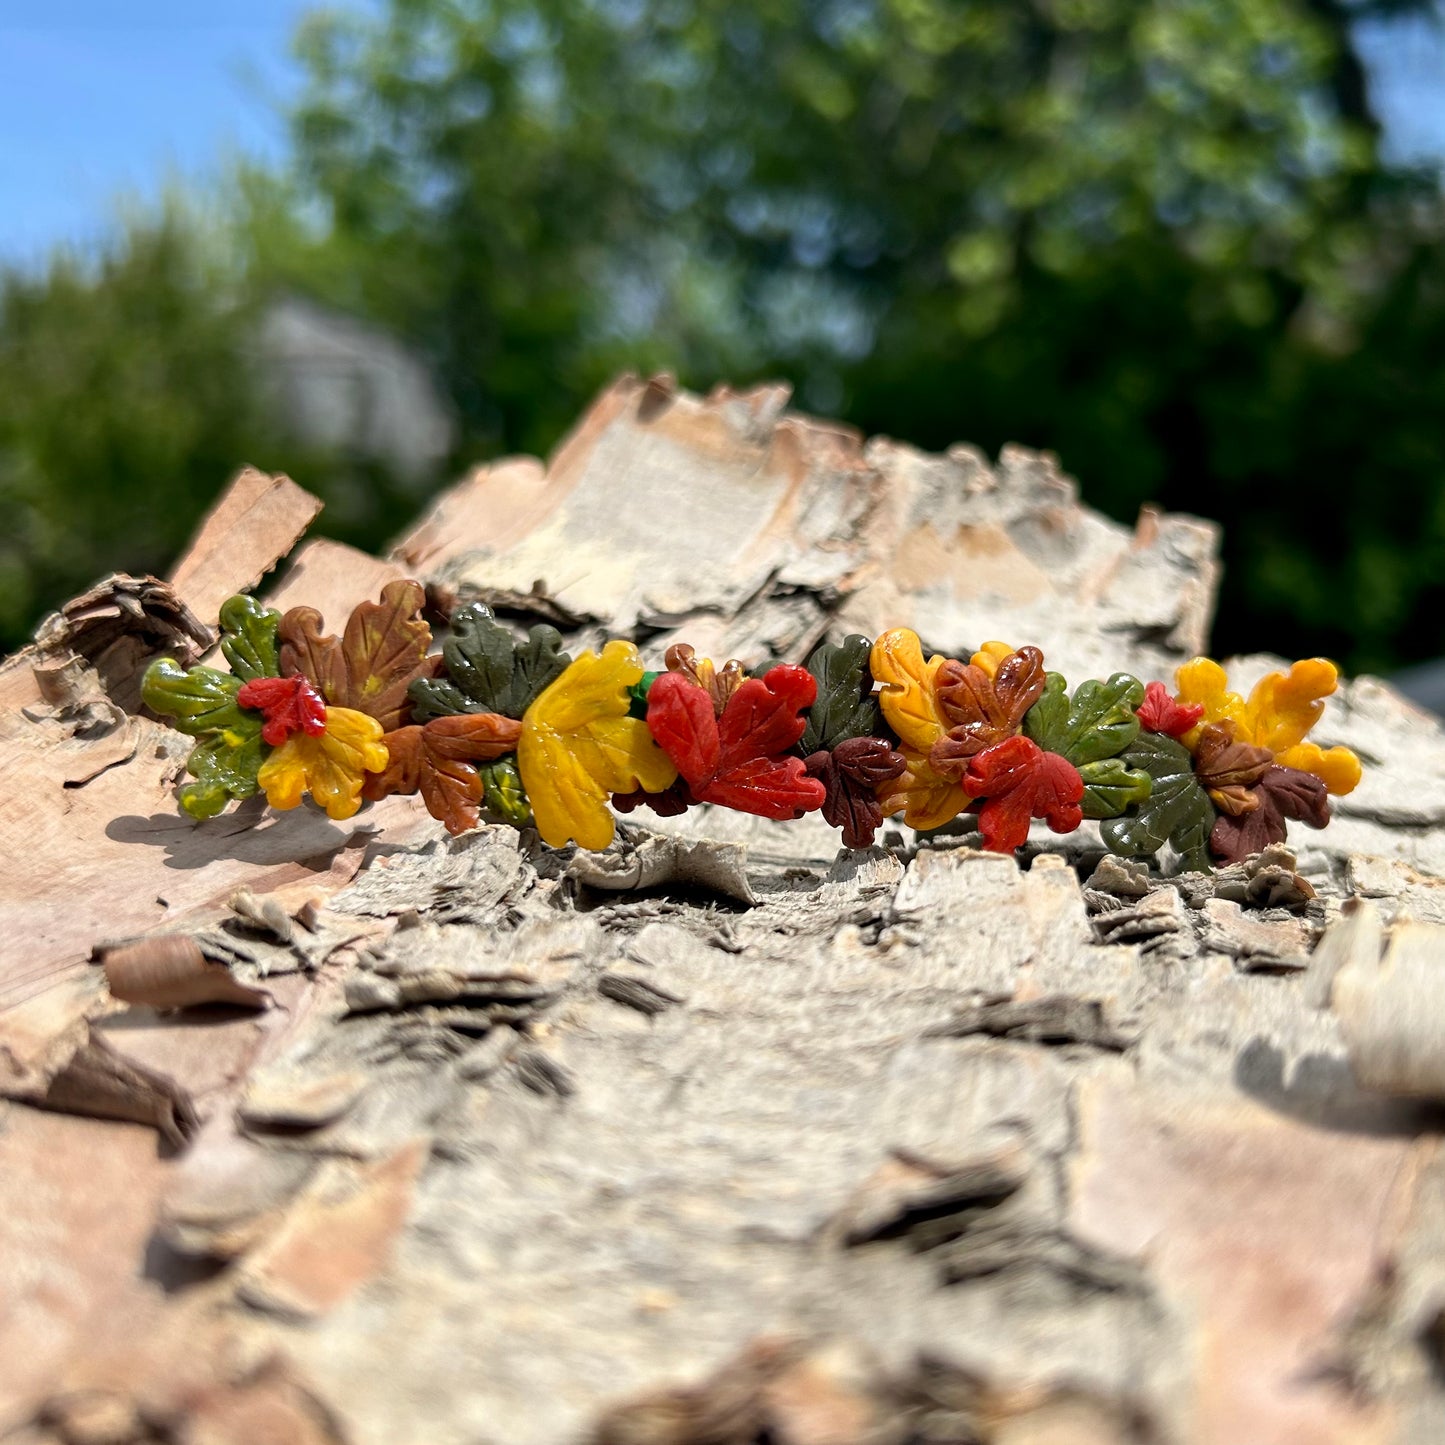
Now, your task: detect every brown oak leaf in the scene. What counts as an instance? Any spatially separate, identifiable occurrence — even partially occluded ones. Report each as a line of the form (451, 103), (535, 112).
(1192, 721), (1274, 816)
(362, 712), (522, 835)
(929, 646), (1047, 780)
(279, 579), (436, 732)
(1209, 765), (1331, 863)
(803, 736), (907, 849)
(664, 643), (747, 716)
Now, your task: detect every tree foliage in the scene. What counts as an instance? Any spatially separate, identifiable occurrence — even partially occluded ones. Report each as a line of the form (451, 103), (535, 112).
(3, 0), (1443, 672)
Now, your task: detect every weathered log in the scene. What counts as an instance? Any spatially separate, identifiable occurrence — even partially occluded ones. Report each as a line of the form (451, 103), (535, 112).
(3, 377), (1445, 1445)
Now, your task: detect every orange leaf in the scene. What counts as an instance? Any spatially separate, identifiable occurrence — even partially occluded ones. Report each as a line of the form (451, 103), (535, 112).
(279, 580), (434, 732)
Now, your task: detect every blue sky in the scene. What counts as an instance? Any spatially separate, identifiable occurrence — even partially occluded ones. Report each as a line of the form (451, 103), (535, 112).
(0, 1), (1443, 265)
(0, 0), (312, 263)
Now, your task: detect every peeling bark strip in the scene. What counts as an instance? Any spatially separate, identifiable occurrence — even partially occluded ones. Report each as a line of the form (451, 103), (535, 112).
(5, 377), (1445, 1445)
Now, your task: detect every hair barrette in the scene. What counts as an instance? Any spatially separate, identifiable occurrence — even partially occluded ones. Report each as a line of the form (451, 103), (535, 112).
(140, 581), (1362, 871)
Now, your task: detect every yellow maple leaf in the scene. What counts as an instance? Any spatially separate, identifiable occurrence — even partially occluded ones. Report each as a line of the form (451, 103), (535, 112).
(257, 706), (389, 820)
(518, 641), (678, 850)
(870, 628), (952, 752)
(969, 640), (1016, 680)
(869, 628), (969, 828)
(1174, 656), (1360, 797)
(876, 747), (970, 830)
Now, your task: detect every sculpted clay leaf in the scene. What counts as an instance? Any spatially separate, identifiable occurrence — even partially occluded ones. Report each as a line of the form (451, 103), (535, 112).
(257, 707), (389, 821)
(1024, 672), (1144, 765)
(1135, 680), (1203, 740)
(478, 756), (531, 826)
(801, 635), (884, 754)
(142, 659), (248, 736)
(217, 594), (281, 682)
(804, 735), (905, 848)
(363, 713), (524, 835)
(1100, 730), (1214, 873)
(279, 580), (433, 732)
(647, 665), (826, 820)
(960, 735), (1084, 853)
(1209, 765), (1331, 864)
(519, 641), (678, 850)
(410, 603), (570, 722)
(176, 718), (266, 820)
(1023, 672), (1149, 818)
(930, 646), (1047, 778)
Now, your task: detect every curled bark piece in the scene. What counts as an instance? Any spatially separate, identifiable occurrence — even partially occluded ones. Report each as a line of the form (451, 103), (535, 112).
(102, 935), (271, 1011)
(42, 1030), (198, 1147)
(1333, 921), (1445, 1100)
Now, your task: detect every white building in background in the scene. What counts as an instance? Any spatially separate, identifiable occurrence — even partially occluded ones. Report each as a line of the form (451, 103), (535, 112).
(256, 296), (455, 487)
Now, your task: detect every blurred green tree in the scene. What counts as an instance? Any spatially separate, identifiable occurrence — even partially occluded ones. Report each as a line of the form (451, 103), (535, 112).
(4, 0), (1443, 674)
(260, 0), (1444, 673)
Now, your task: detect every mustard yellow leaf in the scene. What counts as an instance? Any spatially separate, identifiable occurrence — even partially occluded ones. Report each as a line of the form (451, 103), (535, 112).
(1242, 658), (1340, 754)
(518, 641), (678, 850)
(256, 706), (387, 820)
(870, 628), (951, 753)
(1275, 741), (1362, 797)
(970, 641), (1015, 679)
(1174, 657), (1247, 749)
(876, 746), (969, 831)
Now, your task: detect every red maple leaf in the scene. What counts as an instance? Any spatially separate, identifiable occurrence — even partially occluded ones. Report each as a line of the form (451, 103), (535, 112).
(237, 674), (328, 747)
(960, 735), (1084, 853)
(1136, 681), (1204, 739)
(646, 665), (826, 819)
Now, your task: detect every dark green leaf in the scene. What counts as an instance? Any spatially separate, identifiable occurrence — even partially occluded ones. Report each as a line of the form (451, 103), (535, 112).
(178, 719), (266, 819)
(218, 594), (280, 682)
(1024, 672), (1144, 766)
(410, 604), (570, 721)
(800, 635), (883, 754)
(1100, 731), (1214, 872)
(142, 658), (247, 736)
(478, 756), (531, 825)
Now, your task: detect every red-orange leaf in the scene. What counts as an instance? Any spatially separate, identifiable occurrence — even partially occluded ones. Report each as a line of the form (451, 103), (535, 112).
(279, 580), (435, 732)
(362, 712), (522, 835)
(647, 665), (826, 819)
(929, 646), (1047, 779)
(960, 735), (1084, 853)
(1136, 680), (1204, 739)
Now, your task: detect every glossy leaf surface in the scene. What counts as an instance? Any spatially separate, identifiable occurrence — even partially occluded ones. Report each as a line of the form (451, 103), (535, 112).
(1209, 764), (1331, 863)
(804, 735), (906, 848)
(930, 646), (1047, 778)
(960, 735), (1084, 852)
(256, 707), (389, 820)
(410, 603), (569, 722)
(279, 579), (433, 732)
(1100, 730), (1215, 872)
(646, 664), (825, 819)
(363, 712), (523, 835)
(142, 659), (247, 736)
(218, 594), (281, 683)
(800, 635), (884, 754)
(518, 641), (677, 850)
(236, 674), (327, 748)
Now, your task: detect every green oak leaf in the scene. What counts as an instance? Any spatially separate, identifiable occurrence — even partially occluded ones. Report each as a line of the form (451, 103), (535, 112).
(1100, 731), (1214, 873)
(177, 717), (266, 819)
(1024, 671), (1150, 818)
(800, 635), (884, 754)
(1024, 671), (1145, 764)
(478, 756), (531, 825)
(1077, 757), (1153, 819)
(409, 604), (571, 722)
(218, 594), (280, 682)
(142, 658), (249, 735)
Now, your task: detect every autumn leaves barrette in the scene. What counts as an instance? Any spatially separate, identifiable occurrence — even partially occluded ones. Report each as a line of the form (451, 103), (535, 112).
(141, 581), (1362, 871)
